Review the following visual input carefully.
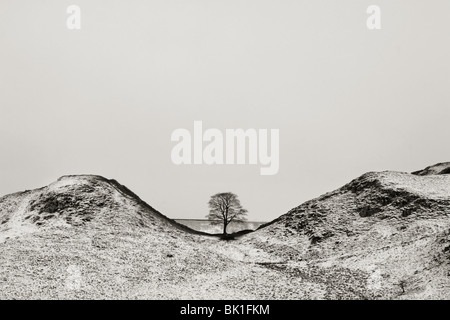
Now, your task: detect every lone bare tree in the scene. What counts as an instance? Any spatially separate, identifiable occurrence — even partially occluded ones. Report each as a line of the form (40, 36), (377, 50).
(206, 192), (247, 236)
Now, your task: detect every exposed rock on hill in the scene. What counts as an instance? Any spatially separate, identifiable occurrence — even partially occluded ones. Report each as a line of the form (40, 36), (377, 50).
(248, 168), (450, 299)
(412, 162), (450, 176)
(0, 175), (199, 241)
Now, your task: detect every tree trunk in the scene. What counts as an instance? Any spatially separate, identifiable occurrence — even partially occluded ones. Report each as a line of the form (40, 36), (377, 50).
(224, 208), (228, 235)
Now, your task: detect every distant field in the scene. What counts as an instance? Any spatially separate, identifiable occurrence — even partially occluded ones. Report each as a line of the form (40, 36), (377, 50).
(174, 219), (266, 234)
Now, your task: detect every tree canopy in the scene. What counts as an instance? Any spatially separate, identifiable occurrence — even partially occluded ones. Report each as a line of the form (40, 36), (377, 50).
(206, 192), (247, 235)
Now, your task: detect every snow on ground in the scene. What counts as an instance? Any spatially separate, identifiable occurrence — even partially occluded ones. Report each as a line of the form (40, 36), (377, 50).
(1, 168), (450, 299)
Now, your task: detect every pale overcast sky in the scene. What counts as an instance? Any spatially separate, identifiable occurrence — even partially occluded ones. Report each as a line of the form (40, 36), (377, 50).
(1, 0), (449, 221)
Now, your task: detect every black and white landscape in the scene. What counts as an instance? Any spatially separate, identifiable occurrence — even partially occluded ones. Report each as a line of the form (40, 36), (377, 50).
(1, 1), (450, 302)
(1, 163), (450, 299)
